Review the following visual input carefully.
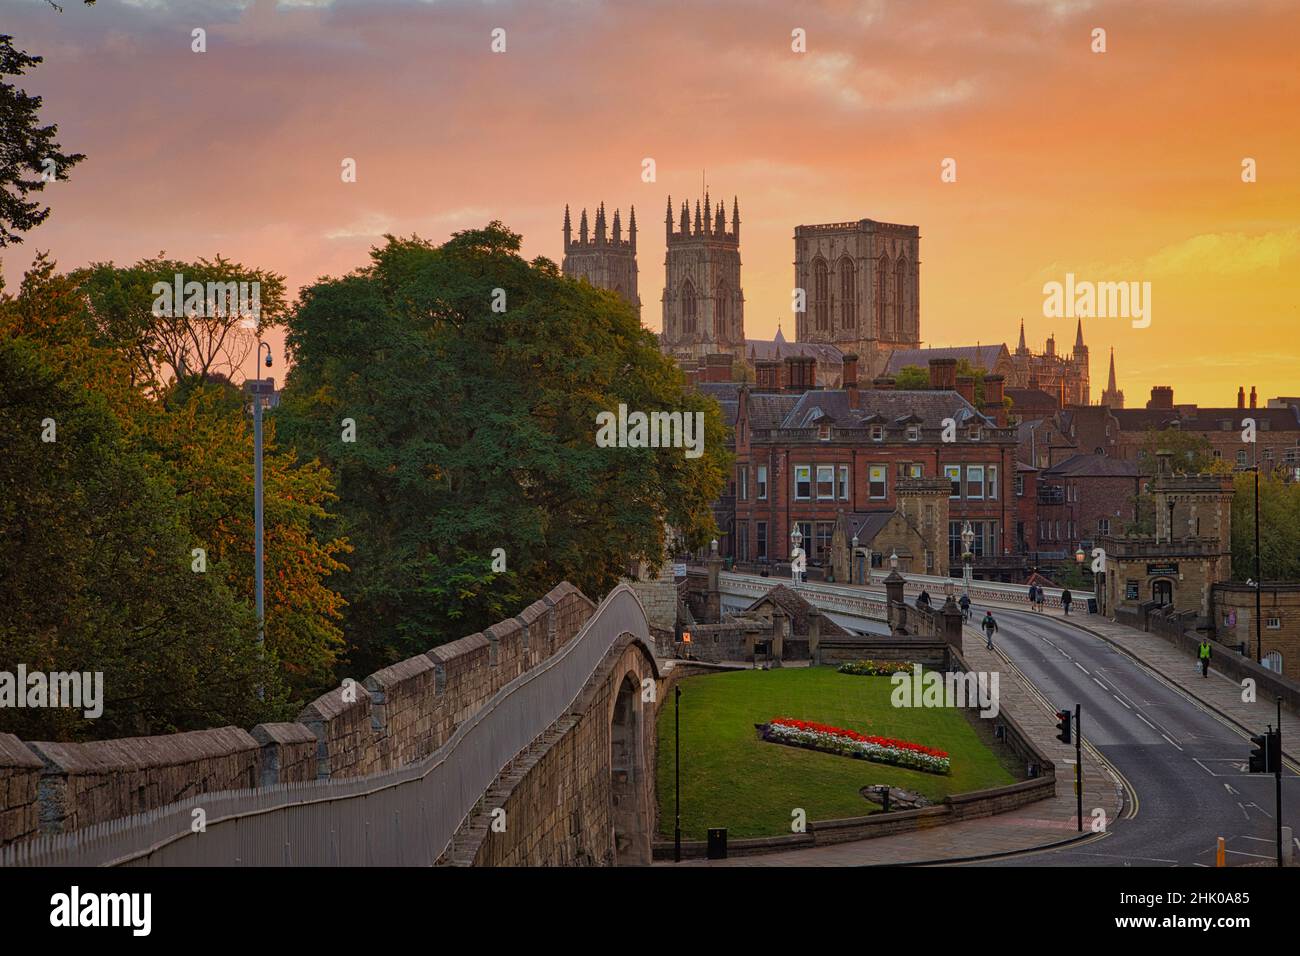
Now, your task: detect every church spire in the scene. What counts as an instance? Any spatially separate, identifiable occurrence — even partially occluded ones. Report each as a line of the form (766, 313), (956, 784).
(1107, 347), (1117, 392)
(579, 207), (589, 244)
(732, 196), (740, 241)
(1074, 317), (1085, 351)
(612, 207), (622, 243)
(1017, 318), (1027, 354)
(629, 205), (637, 251)
(563, 204), (571, 250)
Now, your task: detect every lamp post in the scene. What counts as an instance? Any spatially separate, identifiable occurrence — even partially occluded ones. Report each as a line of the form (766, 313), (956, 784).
(960, 521), (975, 598)
(254, 341), (272, 654)
(1254, 446), (1262, 663)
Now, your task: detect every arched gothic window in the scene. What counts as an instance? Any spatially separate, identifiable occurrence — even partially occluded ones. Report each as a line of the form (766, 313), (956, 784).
(681, 279), (697, 334)
(876, 253), (890, 333)
(895, 257), (908, 333)
(716, 279), (730, 339)
(813, 258), (829, 331)
(839, 256), (855, 329)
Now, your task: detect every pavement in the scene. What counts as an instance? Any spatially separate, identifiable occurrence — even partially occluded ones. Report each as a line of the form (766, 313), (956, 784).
(661, 600), (1300, 867)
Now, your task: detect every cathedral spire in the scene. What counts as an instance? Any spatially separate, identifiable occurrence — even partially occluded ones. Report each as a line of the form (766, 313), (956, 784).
(732, 196), (740, 241)
(579, 207), (589, 244)
(680, 200), (689, 234)
(612, 207), (622, 242)
(693, 199), (702, 236)
(1017, 317), (1027, 354)
(1107, 347), (1117, 392)
(595, 202), (607, 243)
(703, 192), (711, 234)
(1075, 317), (1085, 351)
(629, 205), (637, 251)
(563, 204), (571, 250)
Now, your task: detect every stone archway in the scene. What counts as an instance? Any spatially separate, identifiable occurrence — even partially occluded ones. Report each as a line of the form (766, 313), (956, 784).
(610, 673), (650, 865)
(1151, 578), (1173, 606)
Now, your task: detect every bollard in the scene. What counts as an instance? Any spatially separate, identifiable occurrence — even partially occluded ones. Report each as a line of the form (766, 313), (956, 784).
(1216, 836), (1225, 867)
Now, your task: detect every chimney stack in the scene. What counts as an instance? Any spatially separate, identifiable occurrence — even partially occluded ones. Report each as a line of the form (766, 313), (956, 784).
(928, 357), (958, 391)
(1238, 386), (1246, 409)
(1250, 386), (1258, 409)
(956, 375), (977, 406)
(842, 353), (859, 390)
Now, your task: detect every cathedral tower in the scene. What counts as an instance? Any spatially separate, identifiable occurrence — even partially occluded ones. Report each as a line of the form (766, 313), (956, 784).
(792, 218), (921, 380)
(660, 193), (745, 361)
(1100, 347), (1124, 408)
(562, 202), (640, 318)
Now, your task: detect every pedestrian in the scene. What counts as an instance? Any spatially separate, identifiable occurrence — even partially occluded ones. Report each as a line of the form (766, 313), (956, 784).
(1035, 586), (1045, 613)
(959, 593), (971, 622)
(1061, 588), (1072, 615)
(1198, 638), (1212, 678)
(917, 589), (931, 609)
(981, 611), (998, 650)
(1028, 583), (1038, 612)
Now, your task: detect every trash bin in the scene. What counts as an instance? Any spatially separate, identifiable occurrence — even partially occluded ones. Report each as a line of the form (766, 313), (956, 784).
(1086, 597), (1098, 615)
(706, 827), (728, 860)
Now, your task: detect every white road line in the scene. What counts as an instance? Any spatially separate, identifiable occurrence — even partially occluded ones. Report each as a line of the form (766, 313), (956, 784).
(1162, 734), (1184, 751)
(1074, 662), (1089, 675)
(1136, 713), (1157, 730)
(1191, 758), (1217, 777)
(1093, 677), (1109, 691)
(1112, 694), (1131, 710)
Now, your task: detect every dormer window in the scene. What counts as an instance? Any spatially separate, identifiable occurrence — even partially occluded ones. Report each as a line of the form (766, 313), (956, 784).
(871, 424), (884, 442)
(968, 426), (981, 441)
(818, 423), (831, 441)
(906, 425), (920, 441)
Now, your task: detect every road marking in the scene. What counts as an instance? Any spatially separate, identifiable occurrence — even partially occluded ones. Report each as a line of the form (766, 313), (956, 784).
(1161, 734), (1184, 751)
(1224, 782), (1240, 795)
(1112, 694), (1131, 710)
(1074, 662), (1089, 675)
(1092, 677), (1109, 691)
(1191, 758), (1217, 777)
(1136, 713), (1157, 730)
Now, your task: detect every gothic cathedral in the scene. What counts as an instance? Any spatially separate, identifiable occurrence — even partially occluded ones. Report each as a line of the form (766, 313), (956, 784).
(659, 194), (746, 362)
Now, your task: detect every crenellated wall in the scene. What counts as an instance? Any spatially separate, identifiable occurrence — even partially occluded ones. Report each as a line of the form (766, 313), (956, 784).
(0, 583), (597, 848)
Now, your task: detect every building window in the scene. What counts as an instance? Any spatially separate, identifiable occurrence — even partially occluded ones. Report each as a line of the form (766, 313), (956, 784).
(871, 424), (884, 442)
(817, 465), (835, 500)
(945, 464), (961, 498)
(681, 279), (697, 334)
(967, 465), (984, 500)
(1267, 615), (1282, 630)
(738, 467), (748, 501)
(987, 465), (999, 500)
(795, 465), (811, 500)
(815, 522), (834, 559)
(895, 257), (908, 332)
(906, 425), (920, 441)
(1237, 449), (1248, 466)
(797, 521), (812, 556)
(813, 258), (829, 331)
(869, 465), (887, 499)
(818, 423), (831, 441)
(837, 465), (850, 500)
(1014, 473), (1024, 496)
(839, 256), (855, 329)
(968, 426), (981, 441)
(716, 279), (730, 340)
(757, 522), (768, 559)
(876, 252), (890, 333)
(925, 549), (934, 573)
(757, 465), (768, 500)
(1263, 651), (1283, 673)
(1098, 518), (1110, 535)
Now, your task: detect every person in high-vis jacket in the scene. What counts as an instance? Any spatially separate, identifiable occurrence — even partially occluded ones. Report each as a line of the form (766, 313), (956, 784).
(1198, 639), (1212, 678)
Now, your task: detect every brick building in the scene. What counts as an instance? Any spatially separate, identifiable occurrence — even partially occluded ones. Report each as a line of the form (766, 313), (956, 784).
(1036, 454), (1141, 556)
(1212, 583), (1300, 681)
(732, 357), (1020, 581)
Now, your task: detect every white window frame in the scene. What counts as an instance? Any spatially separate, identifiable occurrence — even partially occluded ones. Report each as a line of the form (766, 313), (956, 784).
(869, 464), (887, 499)
(837, 465), (850, 500)
(987, 465), (999, 500)
(817, 465), (836, 500)
(795, 465), (811, 500)
(967, 465), (984, 500)
(757, 465), (768, 500)
(945, 464), (961, 498)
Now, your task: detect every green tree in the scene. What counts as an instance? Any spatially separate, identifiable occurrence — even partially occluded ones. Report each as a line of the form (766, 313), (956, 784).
(0, 35), (84, 246)
(894, 365), (929, 390)
(278, 223), (729, 673)
(1231, 470), (1300, 581)
(1133, 427), (1214, 476)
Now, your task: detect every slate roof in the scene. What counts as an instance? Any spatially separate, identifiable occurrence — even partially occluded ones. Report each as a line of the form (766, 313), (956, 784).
(839, 511), (898, 543)
(779, 388), (992, 429)
(746, 393), (802, 429)
(744, 337), (845, 366)
(1042, 454), (1139, 478)
(743, 584), (850, 638)
(881, 344), (1011, 376)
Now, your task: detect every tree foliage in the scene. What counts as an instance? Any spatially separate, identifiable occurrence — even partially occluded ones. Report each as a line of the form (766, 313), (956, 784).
(1231, 470), (1300, 581)
(278, 223), (729, 673)
(0, 34), (84, 246)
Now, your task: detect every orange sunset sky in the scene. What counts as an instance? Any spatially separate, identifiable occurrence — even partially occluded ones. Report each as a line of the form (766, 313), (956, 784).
(3, 0), (1298, 406)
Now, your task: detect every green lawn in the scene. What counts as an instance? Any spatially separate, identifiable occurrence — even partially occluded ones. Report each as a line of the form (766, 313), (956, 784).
(656, 666), (1017, 840)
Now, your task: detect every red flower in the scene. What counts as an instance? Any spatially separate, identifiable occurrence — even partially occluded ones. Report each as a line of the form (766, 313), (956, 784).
(769, 717), (948, 758)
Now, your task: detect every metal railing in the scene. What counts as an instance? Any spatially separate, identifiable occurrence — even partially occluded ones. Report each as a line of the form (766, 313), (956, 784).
(2, 585), (650, 868)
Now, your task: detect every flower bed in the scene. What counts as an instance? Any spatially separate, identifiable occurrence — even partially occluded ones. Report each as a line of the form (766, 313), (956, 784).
(763, 717), (951, 775)
(837, 660), (913, 677)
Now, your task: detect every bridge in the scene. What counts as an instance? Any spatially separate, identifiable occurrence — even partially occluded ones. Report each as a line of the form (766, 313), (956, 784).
(0, 583), (662, 867)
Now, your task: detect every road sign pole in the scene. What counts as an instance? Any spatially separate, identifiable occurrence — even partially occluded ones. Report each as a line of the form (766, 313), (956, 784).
(1075, 704), (1083, 832)
(1278, 697), (1284, 868)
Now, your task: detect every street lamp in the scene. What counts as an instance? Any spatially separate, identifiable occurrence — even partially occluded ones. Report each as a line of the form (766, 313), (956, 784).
(790, 525), (806, 585)
(1075, 546), (1086, 565)
(254, 341), (272, 655)
(960, 521), (975, 598)
(889, 549), (899, 571)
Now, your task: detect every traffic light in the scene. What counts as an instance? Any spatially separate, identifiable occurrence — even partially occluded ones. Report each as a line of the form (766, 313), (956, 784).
(1056, 709), (1072, 744)
(1249, 732), (1269, 773)
(1266, 729), (1282, 774)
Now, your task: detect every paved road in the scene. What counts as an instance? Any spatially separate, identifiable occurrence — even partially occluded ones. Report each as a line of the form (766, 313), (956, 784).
(974, 606), (1300, 867)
